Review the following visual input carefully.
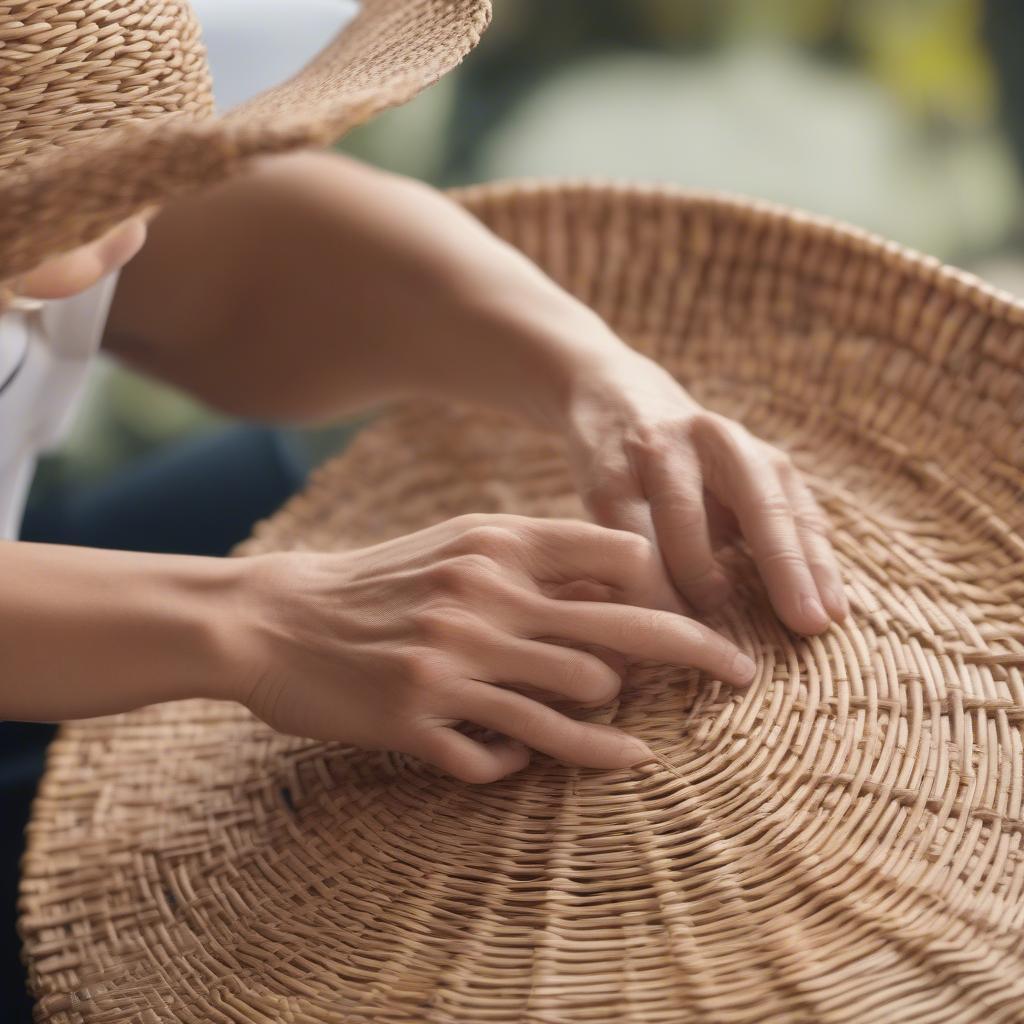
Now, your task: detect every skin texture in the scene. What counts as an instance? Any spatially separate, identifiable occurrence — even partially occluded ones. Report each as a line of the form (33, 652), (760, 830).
(236, 515), (757, 782)
(107, 153), (846, 633)
(0, 151), (846, 782)
(2, 217), (149, 306)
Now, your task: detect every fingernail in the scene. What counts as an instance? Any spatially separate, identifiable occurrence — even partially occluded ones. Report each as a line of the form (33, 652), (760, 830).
(732, 651), (756, 683)
(801, 595), (828, 630)
(625, 738), (652, 765)
(824, 586), (849, 619)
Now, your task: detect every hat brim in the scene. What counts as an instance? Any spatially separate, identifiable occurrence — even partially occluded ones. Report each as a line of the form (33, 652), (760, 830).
(19, 181), (1024, 1022)
(0, 0), (491, 282)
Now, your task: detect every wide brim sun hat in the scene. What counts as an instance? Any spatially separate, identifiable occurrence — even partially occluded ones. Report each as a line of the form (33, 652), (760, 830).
(0, 0), (491, 283)
(20, 181), (1024, 1023)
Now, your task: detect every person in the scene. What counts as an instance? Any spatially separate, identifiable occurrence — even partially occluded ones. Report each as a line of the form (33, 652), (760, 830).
(0, 0), (848, 1014)
(7, 147), (848, 767)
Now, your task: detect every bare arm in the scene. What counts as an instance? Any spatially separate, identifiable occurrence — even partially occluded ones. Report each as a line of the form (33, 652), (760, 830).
(0, 542), (235, 721)
(106, 151), (847, 634)
(105, 151), (610, 427)
(0, 520), (759, 782)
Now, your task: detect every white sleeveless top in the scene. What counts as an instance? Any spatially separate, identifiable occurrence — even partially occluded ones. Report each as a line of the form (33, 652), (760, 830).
(0, 280), (120, 538)
(0, 0), (360, 540)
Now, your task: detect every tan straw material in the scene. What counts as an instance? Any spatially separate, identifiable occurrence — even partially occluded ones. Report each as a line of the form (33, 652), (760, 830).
(0, 0), (491, 282)
(20, 182), (1024, 1023)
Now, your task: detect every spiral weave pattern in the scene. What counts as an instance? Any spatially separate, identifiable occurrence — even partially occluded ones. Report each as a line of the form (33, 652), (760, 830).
(20, 183), (1024, 1023)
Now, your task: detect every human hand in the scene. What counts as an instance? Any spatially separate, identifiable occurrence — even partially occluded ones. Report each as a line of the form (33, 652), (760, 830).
(230, 513), (756, 783)
(561, 349), (848, 635)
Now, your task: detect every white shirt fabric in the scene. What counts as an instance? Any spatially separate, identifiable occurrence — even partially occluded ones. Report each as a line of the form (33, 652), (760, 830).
(0, 0), (360, 541)
(0, 278), (120, 539)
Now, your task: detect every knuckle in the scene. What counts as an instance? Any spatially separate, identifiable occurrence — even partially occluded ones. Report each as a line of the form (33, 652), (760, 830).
(395, 650), (445, 690)
(752, 494), (793, 519)
(413, 608), (480, 647)
(450, 512), (489, 532)
(761, 548), (808, 571)
(652, 494), (707, 532)
(796, 511), (830, 536)
(623, 422), (666, 458)
(689, 410), (736, 445)
(461, 524), (521, 560)
(427, 554), (496, 595)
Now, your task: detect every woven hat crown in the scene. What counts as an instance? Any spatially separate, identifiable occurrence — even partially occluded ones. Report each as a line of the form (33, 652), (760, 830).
(0, 0), (213, 173)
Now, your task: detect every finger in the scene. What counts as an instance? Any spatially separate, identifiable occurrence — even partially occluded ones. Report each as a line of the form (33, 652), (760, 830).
(701, 435), (829, 634)
(543, 579), (617, 603)
(580, 473), (659, 547)
(540, 583), (645, 676)
(476, 636), (622, 705)
(531, 622), (630, 682)
(780, 470), (849, 621)
(584, 644), (628, 679)
(408, 728), (531, 785)
(513, 596), (756, 686)
(638, 447), (731, 611)
(704, 490), (740, 548)
(458, 683), (651, 769)
(522, 516), (688, 616)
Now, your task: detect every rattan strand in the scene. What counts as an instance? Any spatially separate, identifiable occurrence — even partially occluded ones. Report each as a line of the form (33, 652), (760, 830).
(0, 0), (491, 281)
(0, 2), (213, 170)
(20, 183), (1024, 1023)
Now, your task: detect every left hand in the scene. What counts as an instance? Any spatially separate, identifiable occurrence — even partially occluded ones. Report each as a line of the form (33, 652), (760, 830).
(559, 349), (848, 635)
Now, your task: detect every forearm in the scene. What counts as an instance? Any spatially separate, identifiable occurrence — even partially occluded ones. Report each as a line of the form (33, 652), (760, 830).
(106, 152), (630, 427)
(0, 542), (238, 721)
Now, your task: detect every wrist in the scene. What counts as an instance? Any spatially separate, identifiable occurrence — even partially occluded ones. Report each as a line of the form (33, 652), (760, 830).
(0, 544), (250, 721)
(207, 551), (309, 709)
(182, 554), (265, 705)
(465, 290), (637, 432)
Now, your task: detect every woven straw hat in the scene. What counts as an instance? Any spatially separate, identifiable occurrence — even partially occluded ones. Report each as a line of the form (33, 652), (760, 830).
(0, 0), (490, 282)
(20, 182), (1024, 1022)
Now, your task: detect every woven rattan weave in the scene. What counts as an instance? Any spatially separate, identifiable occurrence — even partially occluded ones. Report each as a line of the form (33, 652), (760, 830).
(20, 183), (1024, 1023)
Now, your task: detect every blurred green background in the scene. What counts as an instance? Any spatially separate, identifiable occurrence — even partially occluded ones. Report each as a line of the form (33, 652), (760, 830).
(35, 0), (1024, 495)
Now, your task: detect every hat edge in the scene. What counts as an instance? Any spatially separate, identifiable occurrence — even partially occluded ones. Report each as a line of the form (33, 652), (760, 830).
(0, 0), (493, 282)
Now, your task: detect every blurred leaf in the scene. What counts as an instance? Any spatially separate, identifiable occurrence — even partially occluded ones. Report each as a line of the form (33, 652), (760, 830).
(851, 0), (994, 123)
(721, 0), (847, 43)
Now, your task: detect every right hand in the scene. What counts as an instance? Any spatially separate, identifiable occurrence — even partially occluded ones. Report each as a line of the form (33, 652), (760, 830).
(230, 513), (757, 783)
